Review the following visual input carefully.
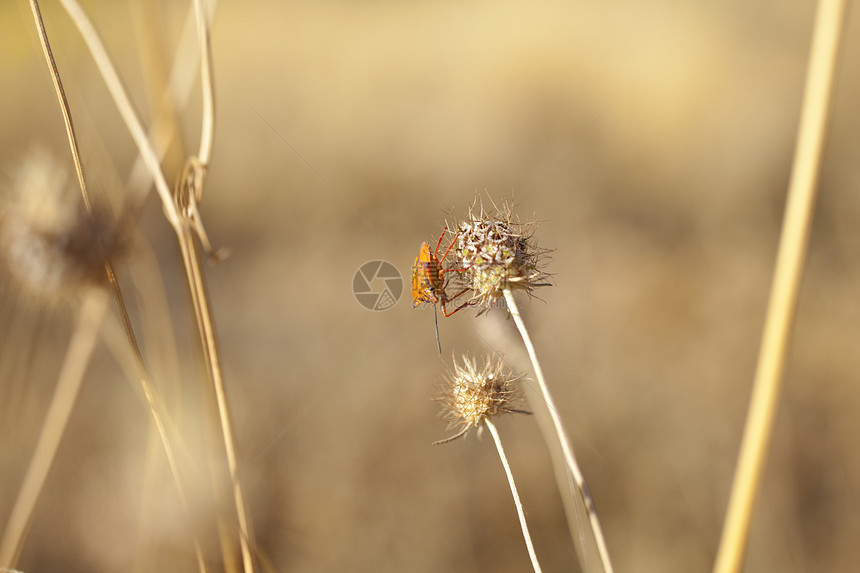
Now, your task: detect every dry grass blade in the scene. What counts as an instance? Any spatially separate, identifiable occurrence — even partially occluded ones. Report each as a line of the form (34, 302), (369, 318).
(55, 0), (181, 226)
(712, 0), (846, 571)
(25, 0), (89, 211)
(176, 220), (255, 572)
(0, 289), (109, 567)
(176, 0), (256, 568)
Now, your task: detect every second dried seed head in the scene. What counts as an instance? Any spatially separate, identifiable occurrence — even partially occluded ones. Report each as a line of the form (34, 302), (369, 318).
(435, 353), (528, 444)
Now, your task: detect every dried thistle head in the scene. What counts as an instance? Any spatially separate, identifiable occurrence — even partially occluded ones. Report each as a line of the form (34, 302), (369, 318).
(452, 200), (551, 311)
(0, 149), (123, 304)
(434, 353), (528, 444)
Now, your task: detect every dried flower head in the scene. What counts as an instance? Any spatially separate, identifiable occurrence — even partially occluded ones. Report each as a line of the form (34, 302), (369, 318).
(434, 354), (529, 444)
(451, 200), (550, 311)
(0, 149), (122, 303)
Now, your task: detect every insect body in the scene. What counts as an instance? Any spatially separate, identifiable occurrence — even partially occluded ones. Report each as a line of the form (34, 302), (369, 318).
(411, 228), (470, 316)
(412, 227), (471, 353)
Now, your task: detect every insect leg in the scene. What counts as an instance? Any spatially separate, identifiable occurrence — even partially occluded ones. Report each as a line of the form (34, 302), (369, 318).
(432, 226), (448, 257)
(437, 229), (462, 264)
(441, 296), (473, 317)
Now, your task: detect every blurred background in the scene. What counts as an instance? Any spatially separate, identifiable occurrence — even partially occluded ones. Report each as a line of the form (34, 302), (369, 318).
(2, 1), (860, 571)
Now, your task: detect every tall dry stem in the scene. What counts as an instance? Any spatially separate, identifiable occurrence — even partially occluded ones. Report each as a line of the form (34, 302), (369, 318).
(504, 289), (613, 573)
(712, 0), (845, 571)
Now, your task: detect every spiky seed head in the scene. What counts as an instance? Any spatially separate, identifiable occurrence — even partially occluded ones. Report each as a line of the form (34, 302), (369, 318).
(453, 201), (550, 310)
(435, 354), (527, 444)
(0, 149), (123, 303)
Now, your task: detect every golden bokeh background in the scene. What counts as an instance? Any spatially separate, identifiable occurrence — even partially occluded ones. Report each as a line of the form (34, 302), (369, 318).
(2, 1), (860, 571)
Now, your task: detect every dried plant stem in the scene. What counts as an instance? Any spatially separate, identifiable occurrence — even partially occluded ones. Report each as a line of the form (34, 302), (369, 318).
(503, 289), (613, 573)
(178, 229), (255, 572)
(0, 290), (109, 567)
(485, 420), (542, 573)
(712, 1), (845, 572)
(27, 0), (90, 210)
(50, 1), (255, 569)
(185, 0), (255, 568)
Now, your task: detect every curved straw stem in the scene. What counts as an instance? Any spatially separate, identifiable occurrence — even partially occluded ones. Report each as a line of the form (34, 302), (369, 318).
(0, 290), (109, 566)
(485, 420), (543, 573)
(503, 289), (613, 573)
(126, 0), (220, 206)
(712, 1), (845, 571)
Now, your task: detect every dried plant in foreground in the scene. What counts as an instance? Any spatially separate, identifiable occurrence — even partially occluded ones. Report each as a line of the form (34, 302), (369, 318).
(51, 0), (257, 569)
(434, 354), (540, 572)
(7, 0), (251, 570)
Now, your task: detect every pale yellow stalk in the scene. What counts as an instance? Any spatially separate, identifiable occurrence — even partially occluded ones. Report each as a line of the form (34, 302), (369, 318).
(712, 0), (846, 571)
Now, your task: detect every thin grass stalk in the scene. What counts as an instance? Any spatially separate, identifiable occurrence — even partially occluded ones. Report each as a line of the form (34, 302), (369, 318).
(194, 0), (216, 167)
(0, 290), (110, 567)
(26, 0), (90, 211)
(53, 1), (256, 568)
(485, 419), (543, 573)
(712, 1), (845, 571)
(186, 0), (256, 568)
(503, 288), (613, 573)
(177, 226), (255, 572)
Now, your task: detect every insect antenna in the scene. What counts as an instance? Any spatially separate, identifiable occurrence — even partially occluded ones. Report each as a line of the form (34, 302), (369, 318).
(434, 304), (442, 353)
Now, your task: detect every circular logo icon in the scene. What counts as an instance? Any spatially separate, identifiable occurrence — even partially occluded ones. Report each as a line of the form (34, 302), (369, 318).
(353, 260), (403, 311)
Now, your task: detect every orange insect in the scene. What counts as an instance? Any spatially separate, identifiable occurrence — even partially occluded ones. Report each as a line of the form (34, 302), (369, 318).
(412, 227), (471, 351)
